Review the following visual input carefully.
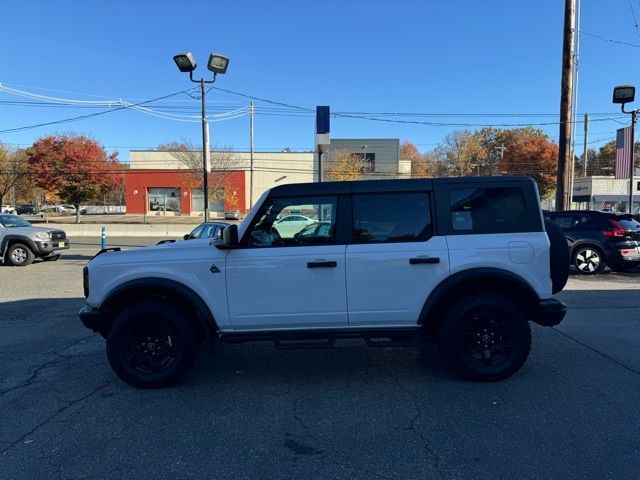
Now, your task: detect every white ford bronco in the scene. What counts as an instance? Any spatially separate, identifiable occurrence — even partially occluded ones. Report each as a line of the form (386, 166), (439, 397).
(80, 177), (569, 387)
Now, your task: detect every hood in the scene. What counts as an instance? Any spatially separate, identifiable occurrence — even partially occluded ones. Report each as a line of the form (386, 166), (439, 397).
(88, 237), (225, 268)
(2, 226), (65, 236)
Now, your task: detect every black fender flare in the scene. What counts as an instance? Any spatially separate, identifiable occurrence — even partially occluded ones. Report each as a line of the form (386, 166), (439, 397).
(1, 235), (38, 257)
(418, 267), (541, 329)
(99, 277), (218, 339)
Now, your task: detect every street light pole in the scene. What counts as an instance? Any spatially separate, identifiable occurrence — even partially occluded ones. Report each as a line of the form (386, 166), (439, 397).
(624, 108), (637, 213)
(199, 77), (212, 221)
(613, 85), (637, 214)
(173, 52), (229, 222)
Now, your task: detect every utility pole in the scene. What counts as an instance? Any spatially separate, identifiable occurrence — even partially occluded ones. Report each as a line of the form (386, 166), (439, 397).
(556, 0), (576, 211)
(629, 111), (637, 213)
(249, 102), (254, 209)
(582, 112), (589, 177)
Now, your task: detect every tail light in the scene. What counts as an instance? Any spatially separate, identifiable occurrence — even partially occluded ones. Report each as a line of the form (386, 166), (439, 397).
(83, 266), (89, 298)
(603, 219), (626, 238)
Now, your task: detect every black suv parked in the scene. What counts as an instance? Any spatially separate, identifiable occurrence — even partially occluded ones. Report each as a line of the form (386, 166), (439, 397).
(544, 210), (640, 274)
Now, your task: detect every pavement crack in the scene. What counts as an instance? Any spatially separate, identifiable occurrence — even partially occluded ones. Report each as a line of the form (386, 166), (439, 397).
(391, 371), (445, 480)
(0, 334), (96, 396)
(552, 327), (640, 377)
(0, 380), (110, 455)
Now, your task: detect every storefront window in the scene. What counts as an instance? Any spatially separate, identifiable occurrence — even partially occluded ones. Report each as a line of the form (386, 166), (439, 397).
(191, 189), (225, 212)
(148, 188), (181, 214)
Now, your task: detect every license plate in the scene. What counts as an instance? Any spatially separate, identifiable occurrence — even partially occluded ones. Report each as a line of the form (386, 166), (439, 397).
(58, 242), (65, 247)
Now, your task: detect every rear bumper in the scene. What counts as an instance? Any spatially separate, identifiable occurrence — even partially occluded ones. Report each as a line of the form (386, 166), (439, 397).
(79, 304), (106, 334)
(533, 298), (566, 327)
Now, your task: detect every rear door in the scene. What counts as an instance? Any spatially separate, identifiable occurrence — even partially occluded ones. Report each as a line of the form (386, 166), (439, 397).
(345, 189), (450, 327)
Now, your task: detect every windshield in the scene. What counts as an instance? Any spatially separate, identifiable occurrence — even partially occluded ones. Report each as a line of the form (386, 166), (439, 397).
(0, 215), (32, 228)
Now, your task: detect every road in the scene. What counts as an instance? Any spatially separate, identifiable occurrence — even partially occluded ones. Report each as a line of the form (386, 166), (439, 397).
(1, 238), (638, 479)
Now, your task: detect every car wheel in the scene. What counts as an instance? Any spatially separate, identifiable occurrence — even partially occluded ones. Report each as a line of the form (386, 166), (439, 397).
(43, 254), (61, 262)
(106, 300), (201, 388)
(5, 243), (35, 266)
(572, 246), (605, 274)
(437, 293), (532, 382)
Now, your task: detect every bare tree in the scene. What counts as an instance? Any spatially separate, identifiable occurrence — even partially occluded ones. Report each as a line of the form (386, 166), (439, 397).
(158, 141), (243, 203)
(0, 143), (31, 207)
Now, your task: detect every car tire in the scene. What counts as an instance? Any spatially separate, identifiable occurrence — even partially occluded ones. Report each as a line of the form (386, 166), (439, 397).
(106, 300), (201, 388)
(544, 219), (570, 293)
(437, 293), (532, 382)
(5, 243), (35, 266)
(572, 245), (605, 275)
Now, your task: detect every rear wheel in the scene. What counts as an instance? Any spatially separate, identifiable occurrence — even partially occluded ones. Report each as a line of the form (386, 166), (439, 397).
(572, 246), (605, 274)
(5, 243), (35, 266)
(437, 293), (532, 381)
(106, 300), (201, 388)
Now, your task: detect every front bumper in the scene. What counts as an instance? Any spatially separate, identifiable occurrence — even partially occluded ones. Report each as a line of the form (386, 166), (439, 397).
(79, 304), (106, 334)
(533, 298), (567, 327)
(34, 239), (70, 256)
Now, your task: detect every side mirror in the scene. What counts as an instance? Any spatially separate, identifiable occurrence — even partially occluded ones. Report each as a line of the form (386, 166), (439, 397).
(183, 234), (190, 240)
(218, 224), (239, 249)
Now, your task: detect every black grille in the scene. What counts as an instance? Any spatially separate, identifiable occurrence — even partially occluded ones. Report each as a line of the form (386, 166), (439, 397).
(51, 231), (66, 240)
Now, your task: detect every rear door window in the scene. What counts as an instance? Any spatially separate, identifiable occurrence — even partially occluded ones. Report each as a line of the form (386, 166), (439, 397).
(353, 192), (432, 243)
(450, 187), (530, 234)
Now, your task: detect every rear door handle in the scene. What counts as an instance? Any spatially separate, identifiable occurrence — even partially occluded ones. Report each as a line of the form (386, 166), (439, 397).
(409, 257), (440, 265)
(307, 261), (337, 268)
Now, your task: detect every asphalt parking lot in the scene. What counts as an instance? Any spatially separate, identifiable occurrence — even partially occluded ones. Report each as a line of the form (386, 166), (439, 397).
(1, 238), (639, 479)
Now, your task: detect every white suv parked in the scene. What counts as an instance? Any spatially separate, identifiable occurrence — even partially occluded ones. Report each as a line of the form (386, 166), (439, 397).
(80, 177), (569, 387)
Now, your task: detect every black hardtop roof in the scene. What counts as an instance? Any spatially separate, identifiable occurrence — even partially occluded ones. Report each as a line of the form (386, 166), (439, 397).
(269, 176), (536, 197)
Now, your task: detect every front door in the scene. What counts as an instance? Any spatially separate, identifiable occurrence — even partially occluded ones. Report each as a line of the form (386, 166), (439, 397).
(225, 195), (348, 331)
(346, 191), (450, 327)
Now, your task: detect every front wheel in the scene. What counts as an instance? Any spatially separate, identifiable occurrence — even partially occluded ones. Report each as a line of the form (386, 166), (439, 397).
(437, 293), (532, 381)
(573, 246), (605, 274)
(106, 300), (201, 388)
(5, 243), (35, 266)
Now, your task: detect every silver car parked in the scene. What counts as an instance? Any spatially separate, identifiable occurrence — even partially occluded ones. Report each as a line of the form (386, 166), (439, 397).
(0, 215), (70, 266)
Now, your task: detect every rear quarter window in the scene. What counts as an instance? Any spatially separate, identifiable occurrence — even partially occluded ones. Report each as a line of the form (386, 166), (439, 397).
(450, 187), (531, 234)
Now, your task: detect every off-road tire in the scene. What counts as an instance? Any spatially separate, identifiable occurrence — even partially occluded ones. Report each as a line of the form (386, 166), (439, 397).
(437, 293), (532, 382)
(544, 219), (570, 293)
(5, 243), (35, 266)
(106, 300), (201, 388)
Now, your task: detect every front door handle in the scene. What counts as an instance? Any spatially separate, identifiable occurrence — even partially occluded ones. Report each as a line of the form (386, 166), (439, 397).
(409, 257), (440, 265)
(307, 261), (337, 268)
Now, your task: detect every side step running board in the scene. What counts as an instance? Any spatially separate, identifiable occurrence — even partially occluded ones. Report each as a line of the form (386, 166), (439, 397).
(219, 328), (423, 350)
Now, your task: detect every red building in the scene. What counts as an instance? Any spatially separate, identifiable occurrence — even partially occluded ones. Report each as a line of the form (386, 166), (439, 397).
(125, 169), (246, 217)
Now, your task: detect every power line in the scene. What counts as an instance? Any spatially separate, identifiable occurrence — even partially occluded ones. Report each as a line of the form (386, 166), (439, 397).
(628, 0), (640, 39)
(581, 31), (640, 48)
(0, 89), (195, 134)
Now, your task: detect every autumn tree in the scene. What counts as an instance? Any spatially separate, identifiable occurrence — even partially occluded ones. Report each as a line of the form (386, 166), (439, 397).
(158, 141), (241, 205)
(400, 140), (433, 178)
(27, 135), (123, 223)
(499, 136), (558, 198)
(324, 149), (367, 181)
(434, 131), (487, 176)
(0, 143), (32, 207)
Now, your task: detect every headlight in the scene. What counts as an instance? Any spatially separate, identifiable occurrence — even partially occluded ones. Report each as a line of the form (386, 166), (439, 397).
(33, 232), (51, 240)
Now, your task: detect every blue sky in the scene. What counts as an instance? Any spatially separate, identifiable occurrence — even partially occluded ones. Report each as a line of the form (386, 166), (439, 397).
(1, 0), (639, 162)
